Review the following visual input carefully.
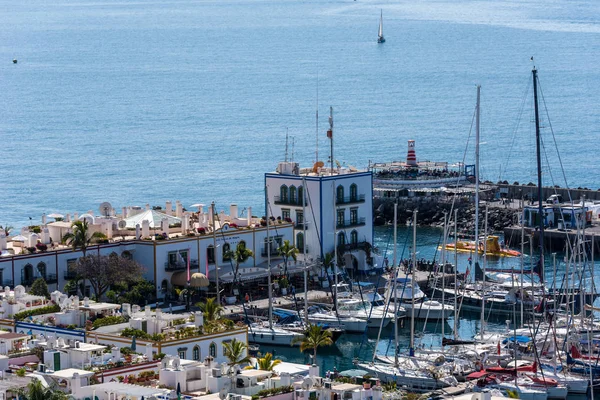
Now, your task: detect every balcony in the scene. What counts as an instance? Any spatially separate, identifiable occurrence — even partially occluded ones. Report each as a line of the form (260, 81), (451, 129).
(64, 271), (78, 280)
(336, 195), (366, 205)
(273, 196), (305, 206)
(165, 259), (199, 272)
(294, 223), (309, 230)
(336, 218), (366, 228)
(45, 274), (58, 284)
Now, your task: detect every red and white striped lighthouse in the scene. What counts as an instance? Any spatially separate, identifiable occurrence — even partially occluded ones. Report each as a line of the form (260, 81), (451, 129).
(406, 140), (417, 166)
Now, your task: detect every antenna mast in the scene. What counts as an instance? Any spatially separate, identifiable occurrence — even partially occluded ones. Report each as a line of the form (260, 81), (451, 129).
(316, 72), (319, 164)
(285, 128), (289, 162)
(328, 107), (334, 175)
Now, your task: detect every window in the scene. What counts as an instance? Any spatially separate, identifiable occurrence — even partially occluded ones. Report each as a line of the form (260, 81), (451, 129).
(289, 186), (297, 204)
(337, 209), (345, 227)
(296, 211), (304, 225)
(296, 233), (305, 253)
(66, 259), (77, 276)
(209, 342), (217, 358)
(37, 262), (47, 279)
(336, 185), (344, 203)
(84, 285), (91, 297)
(22, 264), (33, 285)
(193, 346), (200, 361)
(282, 209), (290, 220)
(350, 230), (358, 245)
(337, 232), (345, 247)
(298, 186), (304, 205)
(280, 185), (288, 203)
(222, 243), (231, 261)
(350, 208), (358, 225)
(207, 245), (215, 263)
(168, 250), (188, 266)
(179, 350), (186, 359)
(350, 184), (358, 202)
(264, 235), (283, 256)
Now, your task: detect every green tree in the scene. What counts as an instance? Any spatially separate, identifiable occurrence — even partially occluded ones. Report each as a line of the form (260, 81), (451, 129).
(16, 378), (68, 400)
(61, 219), (106, 256)
(277, 240), (298, 278)
(197, 297), (224, 323)
(30, 278), (50, 298)
(107, 279), (156, 306)
(74, 253), (144, 299)
(256, 352), (281, 371)
(225, 242), (254, 294)
(222, 338), (249, 372)
(291, 324), (333, 361)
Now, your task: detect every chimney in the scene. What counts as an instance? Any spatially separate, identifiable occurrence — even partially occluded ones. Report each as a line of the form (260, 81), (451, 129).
(406, 140), (417, 167)
(136, 224), (141, 239)
(309, 364), (320, 378)
(146, 343), (153, 360)
(42, 214), (47, 225)
(146, 203), (151, 210)
(111, 347), (120, 360)
(175, 201), (183, 218)
(230, 204), (238, 219)
(142, 220), (150, 238)
(194, 312), (204, 328)
(66, 213), (71, 222)
(166, 201), (173, 216)
(71, 372), (81, 395)
(84, 297), (89, 307)
(74, 213), (79, 221)
(0, 234), (6, 251)
(145, 305), (151, 317)
(247, 207), (252, 226)
(122, 207), (127, 218)
(161, 218), (169, 235)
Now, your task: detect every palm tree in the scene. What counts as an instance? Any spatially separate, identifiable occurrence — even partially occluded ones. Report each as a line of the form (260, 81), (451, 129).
(16, 378), (68, 400)
(197, 297), (224, 323)
(277, 240), (298, 277)
(292, 323), (333, 361)
(0, 225), (13, 237)
(225, 242), (254, 294)
(61, 219), (106, 256)
(222, 338), (250, 372)
(256, 352), (281, 371)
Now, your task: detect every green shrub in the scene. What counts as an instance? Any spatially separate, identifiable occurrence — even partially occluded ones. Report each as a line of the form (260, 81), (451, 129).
(13, 304), (61, 321)
(120, 328), (151, 340)
(92, 316), (127, 329)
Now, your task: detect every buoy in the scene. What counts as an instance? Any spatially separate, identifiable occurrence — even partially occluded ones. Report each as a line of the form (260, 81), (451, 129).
(12, 59), (17, 64)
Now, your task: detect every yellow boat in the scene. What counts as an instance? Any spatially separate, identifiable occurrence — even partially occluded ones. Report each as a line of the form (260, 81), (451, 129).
(442, 235), (521, 257)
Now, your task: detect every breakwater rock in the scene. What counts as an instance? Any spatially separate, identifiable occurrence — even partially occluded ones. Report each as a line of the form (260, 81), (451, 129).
(373, 199), (519, 233)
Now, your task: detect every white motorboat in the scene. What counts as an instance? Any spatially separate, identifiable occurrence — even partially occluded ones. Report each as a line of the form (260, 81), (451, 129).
(248, 323), (306, 346)
(386, 277), (453, 319)
(358, 360), (458, 392)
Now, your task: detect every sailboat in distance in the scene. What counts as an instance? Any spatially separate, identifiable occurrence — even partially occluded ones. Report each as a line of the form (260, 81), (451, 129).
(377, 10), (385, 43)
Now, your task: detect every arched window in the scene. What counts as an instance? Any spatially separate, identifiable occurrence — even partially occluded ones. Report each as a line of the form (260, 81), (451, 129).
(337, 232), (345, 247)
(336, 185), (344, 203)
(350, 230), (358, 245)
(296, 232), (304, 253)
(289, 186), (297, 204)
(238, 241), (247, 250)
(161, 279), (169, 294)
(209, 342), (217, 358)
(222, 243), (231, 261)
(207, 245), (215, 263)
(193, 345), (200, 361)
(22, 264), (34, 285)
(36, 262), (47, 279)
(297, 186), (304, 205)
(350, 184), (358, 202)
(280, 185), (289, 203)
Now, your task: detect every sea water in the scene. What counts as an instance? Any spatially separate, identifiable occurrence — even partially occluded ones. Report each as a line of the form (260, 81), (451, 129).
(2, 0), (600, 230)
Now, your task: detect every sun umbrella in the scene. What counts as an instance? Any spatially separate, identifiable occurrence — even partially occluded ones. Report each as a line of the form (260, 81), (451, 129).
(176, 382), (181, 400)
(339, 369), (368, 377)
(47, 213), (64, 219)
(131, 335), (137, 352)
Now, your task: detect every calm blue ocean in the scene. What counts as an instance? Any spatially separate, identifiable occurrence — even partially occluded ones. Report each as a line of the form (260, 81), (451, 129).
(2, 0), (600, 230)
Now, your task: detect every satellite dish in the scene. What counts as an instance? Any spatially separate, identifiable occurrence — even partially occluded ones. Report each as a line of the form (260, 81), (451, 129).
(117, 220), (127, 229)
(99, 202), (113, 217)
(302, 377), (314, 390)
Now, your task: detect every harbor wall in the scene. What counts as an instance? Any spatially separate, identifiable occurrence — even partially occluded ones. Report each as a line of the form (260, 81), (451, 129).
(496, 183), (600, 202)
(503, 225), (600, 253)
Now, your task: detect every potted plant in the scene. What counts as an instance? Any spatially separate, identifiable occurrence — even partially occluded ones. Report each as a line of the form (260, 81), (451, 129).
(278, 277), (289, 295)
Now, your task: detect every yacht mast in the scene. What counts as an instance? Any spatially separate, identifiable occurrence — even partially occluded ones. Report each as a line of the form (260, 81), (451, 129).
(532, 66), (545, 284)
(266, 188), (273, 330)
(393, 201), (399, 366)
(211, 202), (220, 305)
(302, 176), (309, 325)
(453, 209), (458, 340)
(410, 209), (417, 356)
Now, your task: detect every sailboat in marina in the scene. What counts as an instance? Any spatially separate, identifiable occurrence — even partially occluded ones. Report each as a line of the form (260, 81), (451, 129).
(377, 10), (385, 43)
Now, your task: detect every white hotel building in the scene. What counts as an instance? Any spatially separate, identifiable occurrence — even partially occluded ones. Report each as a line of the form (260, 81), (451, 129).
(265, 161), (377, 274)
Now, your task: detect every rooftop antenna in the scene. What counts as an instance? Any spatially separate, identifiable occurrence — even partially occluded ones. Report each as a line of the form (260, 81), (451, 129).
(284, 128), (289, 162)
(315, 71), (319, 165)
(327, 106), (334, 175)
(291, 136), (295, 163)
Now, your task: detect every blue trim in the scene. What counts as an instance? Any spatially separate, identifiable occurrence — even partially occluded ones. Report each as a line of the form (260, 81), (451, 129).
(16, 321), (86, 340)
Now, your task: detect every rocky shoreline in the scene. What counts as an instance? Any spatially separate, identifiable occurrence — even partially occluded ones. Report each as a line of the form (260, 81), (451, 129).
(373, 199), (519, 234)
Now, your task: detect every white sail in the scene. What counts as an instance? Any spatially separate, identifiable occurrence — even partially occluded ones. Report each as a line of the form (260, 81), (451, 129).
(377, 10), (385, 43)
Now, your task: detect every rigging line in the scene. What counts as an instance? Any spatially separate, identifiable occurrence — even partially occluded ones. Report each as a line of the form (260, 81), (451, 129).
(501, 76), (532, 181)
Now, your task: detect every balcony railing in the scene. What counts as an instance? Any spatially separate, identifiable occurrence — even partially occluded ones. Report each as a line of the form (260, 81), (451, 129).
(165, 259), (199, 272)
(2, 280), (13, 287)
(336, 194), (365, 205)
(273, 196), (306, 206)
(336, 218), (366, 228)
(45, 274), (58, 284)
(64, 271), (78, 280)
(294, 223), (309, 230)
